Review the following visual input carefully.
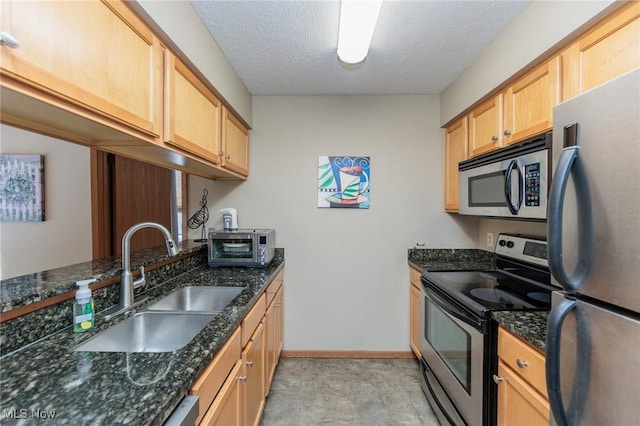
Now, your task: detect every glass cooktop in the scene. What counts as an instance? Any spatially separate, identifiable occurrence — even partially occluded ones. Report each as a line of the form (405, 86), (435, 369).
(422, 270), (555, 318)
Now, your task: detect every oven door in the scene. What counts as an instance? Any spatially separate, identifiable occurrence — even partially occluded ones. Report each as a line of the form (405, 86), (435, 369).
(208, 233), (259, 265)
(420, 283), (487, 426)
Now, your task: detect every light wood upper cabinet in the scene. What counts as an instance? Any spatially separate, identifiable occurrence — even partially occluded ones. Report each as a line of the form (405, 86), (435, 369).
(444, 116), (469, 212)
(503, 56), (561, 145)
(562, 1), (640, 101)
(469, 94), (503, 157)
(164, 51), (222, 165)
(221, 106), (250, 177)
(0, 0), (162, 138)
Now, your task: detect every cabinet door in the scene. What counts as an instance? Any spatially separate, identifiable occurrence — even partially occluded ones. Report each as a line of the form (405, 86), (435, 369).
(496, 360), (549, 426)
(503, 57), (560, 145)
(164, 51), (222, 164)
(200, 360), (243, 426)
(221, 107), (249, 176)
(562, 1), (640, 100)
(443, 116), (468, 212)
(0, 0), (162, 137)
(242, 322), (265, 426)
(469, 94), (503, 157)
(264, 298), (276, 395)
(274, 286), (284, 361)
(409, 269), (421, 357)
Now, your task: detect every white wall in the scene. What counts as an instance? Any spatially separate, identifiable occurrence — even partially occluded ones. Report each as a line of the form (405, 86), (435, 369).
(134, 0), (253, 125)
(188, 95), (478, 351)
(478, 219), (546, 250)
(0, 125), (92, 279)
(440, 0), (614, 125)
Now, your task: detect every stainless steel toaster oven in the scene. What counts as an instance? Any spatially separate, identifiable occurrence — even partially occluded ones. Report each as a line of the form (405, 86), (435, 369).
(207, 229), (275, 268)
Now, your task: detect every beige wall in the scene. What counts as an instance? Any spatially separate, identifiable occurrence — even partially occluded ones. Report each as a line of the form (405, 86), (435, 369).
(0, 125), (92, 279)
(478, 219), (546, 250)
(440, 0), (614, 125)
(134, 0), (253, 125)
(188, 95), (479, 351)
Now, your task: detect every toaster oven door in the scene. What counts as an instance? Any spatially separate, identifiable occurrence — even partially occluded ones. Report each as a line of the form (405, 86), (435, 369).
(208, 234), (258, 264)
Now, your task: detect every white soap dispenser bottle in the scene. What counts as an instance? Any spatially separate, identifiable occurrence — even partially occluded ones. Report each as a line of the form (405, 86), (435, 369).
(73, 279), (96, 333)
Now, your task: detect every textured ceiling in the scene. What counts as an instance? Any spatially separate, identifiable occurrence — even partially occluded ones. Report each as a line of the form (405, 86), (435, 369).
(190, 0), (531, 95)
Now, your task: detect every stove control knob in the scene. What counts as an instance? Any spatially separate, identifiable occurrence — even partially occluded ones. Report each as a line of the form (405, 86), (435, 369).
(498, 240), (506, 247)
(506, 241), (515, 248)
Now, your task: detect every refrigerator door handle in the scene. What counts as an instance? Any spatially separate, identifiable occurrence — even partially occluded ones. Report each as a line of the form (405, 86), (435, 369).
(504, 159), (522, 214)
(546, 296), (577, 426)
(547, 144), (594, 291)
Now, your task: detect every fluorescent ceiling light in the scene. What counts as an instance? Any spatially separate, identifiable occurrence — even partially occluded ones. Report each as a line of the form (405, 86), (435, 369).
(337, 0), (383, 65)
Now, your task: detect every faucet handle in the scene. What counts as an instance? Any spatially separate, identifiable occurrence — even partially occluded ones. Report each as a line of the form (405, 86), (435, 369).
(133, 266), (146, 289)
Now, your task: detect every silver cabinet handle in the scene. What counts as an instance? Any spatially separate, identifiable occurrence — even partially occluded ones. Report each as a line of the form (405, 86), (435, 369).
(493, 374), (503, 384)
(491, 135), (498, 142)
(0, 31), (20, 49)
(504, 130), (512, 136)
(219, 151), (224, 157)
(246, 361), (253, 367)
(516, 359), (528, 368)
(238, 375), (247, 382)
(225, 154), (231, 160)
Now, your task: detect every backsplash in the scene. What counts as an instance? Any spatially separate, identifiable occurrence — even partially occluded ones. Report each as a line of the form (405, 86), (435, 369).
(0, 244), (208, 356)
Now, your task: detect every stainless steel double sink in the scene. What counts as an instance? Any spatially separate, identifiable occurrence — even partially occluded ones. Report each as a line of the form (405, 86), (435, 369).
(74, 286), (244, 353)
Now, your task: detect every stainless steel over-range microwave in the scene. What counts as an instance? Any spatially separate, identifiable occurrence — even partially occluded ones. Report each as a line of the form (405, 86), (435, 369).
(207, 229), (275, 267)
(459, 132), (551, 220)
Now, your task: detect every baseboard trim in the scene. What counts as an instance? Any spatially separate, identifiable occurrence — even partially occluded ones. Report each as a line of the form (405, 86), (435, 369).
(281, 350), (415, 359)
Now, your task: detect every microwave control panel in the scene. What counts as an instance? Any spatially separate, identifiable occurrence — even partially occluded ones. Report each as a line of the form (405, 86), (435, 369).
(524, 163), (541, 206)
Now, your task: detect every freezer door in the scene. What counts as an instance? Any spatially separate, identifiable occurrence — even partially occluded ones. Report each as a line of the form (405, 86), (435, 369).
(549, 69), (640, 313)
(547, 292), (640, 426)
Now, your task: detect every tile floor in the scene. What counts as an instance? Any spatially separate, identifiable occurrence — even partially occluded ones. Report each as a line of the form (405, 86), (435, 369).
(261, 357), (440, 426)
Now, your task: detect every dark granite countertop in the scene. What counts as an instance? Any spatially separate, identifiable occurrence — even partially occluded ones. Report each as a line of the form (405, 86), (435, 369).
(0, 240), (208, 313)
(408, 248), (496, 273)
(0, 255), (285, 425)
(493, 311), (548, 353)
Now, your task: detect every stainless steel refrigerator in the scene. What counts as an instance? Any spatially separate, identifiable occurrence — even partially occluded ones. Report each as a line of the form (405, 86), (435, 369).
(546, 68), (640, 426)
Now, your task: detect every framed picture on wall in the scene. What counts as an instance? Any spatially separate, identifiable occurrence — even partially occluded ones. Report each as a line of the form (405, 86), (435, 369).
(0, 154), (45, 222)
(318, 156), (370, 209)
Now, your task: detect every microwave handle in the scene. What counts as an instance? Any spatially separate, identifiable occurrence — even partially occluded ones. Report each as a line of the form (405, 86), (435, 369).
(504, 160), (522, 214)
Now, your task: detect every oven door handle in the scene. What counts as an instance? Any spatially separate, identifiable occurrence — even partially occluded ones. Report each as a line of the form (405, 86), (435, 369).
(425, 286), (484, 331)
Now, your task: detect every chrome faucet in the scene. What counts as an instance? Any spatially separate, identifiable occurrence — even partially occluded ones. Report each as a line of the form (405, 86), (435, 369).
(103, 222), (178, 319)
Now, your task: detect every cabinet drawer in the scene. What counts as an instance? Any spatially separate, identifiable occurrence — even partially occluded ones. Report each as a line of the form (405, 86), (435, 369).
(189, 327), (241, 425)
(266, 270), (284, 307)
(498, 327), (547, 398)
(409, 267), (421, 289)
(242, 294), (266, 347)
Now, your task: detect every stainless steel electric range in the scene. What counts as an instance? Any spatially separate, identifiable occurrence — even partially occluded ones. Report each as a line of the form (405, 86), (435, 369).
(419, 234), (557, 426)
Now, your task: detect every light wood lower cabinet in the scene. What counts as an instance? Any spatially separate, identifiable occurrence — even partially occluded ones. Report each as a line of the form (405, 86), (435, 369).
(191, 269), (285, 425)
(265, 271), (284, 394)
(496, 326), (549, 426)
(242, 322), (265, 426)
(409, 267), (421, 358)
(199, 360), (243, 426)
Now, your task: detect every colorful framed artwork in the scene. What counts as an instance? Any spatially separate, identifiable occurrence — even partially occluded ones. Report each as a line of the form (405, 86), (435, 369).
(0, 154), (45, 222)
(318, 156), (370, 209)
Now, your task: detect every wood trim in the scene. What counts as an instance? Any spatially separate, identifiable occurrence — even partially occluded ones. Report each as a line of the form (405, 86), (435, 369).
(281, 350), (415, 359)
(180, 171), (189, 241)
(91, 149), (111, 259)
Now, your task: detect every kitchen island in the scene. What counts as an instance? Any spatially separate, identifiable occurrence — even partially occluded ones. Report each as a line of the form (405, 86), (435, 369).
(0, 250), (284, 425)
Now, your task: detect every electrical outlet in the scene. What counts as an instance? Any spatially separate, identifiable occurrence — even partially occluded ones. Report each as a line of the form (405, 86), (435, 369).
(486, 232), (494, 247)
